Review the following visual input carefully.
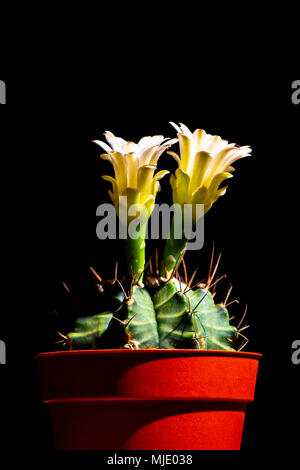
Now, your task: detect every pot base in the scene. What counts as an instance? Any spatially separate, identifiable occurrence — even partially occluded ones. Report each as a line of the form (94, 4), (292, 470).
(47, 397), (247, 450)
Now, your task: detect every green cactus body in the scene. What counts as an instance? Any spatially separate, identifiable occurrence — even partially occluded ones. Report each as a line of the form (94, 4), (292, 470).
(152, 281), (196, 348)
(152, 281), (237, 350)
(68, 285), (159, 350)
(183, 286), (237, 350)
(68, 280), (237, 351)
(69, 313), (113, 349)
(125, 286), (159, 348)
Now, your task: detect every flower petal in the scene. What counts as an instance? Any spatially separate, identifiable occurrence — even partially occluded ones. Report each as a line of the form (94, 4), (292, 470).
(124, 141), (138, 153)
(208, 172), (233, 200)
(138, 135), (165, 152)
(178, 122), (193, 137)
(193, 129), (207, 152)
(104, 131), (128, 152)
(191, 186), (210, 205)
(206, 135), (223, 154)
(152, 180), (161, 199)
(125, 152), (139, 187)
(167, 150), (181, 166)
(149, 140), (178, 166)
(99, 153), (113, 163)
(110, 152), (128, 195)
(172, 168), (190, 205)
(93, 140), (112, 153)
(226, 165), (236, 172)
(101, 175), (119, 204)
(169, 121), (181, 133)
(122, 187), (140, 207)
(189, 151), (213, 195)
(139, 145), (160, 166)
(205, 146), (238, 184)
(178, 134), (191, 173)
(138, 165), (156, 202)
(154, 170), (170, 181)
(143, 195), (155, 217)
(169, 173), (176, 192)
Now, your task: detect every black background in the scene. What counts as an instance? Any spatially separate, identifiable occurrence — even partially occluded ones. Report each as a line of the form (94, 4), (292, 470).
(0, 76), (299, 460)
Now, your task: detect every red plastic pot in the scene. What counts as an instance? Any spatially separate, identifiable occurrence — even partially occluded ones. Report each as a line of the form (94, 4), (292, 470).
(36, 349), (261, 450)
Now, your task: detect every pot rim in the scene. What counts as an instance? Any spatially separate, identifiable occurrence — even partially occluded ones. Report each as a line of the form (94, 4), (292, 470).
(35, 349), (262, 360)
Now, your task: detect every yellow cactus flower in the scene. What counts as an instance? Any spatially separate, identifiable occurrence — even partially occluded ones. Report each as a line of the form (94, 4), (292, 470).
(159, 123), (252, 278)
(93, 131), (177, 220)
(93, 130), (177, 283)
(168, 122), (252, 215)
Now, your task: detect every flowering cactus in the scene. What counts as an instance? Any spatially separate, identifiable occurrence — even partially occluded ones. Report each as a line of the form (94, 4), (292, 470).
(66, 124), (251, 351)
(161, 123), (252, 278)
(93, 131), (177, 284)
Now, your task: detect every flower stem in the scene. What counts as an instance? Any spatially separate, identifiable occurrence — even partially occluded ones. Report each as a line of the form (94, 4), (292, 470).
(160, 217), (188, 279)
(126, 222), (147, 285)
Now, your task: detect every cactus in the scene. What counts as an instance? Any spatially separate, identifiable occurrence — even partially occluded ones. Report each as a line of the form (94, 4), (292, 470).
(153, 280), (237, 350)
(67, 262), (239, 351)
(58, 124), (251, 352)
(69, 284), (160, 350)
